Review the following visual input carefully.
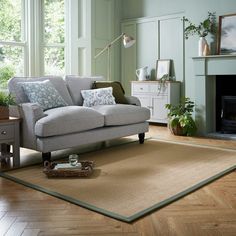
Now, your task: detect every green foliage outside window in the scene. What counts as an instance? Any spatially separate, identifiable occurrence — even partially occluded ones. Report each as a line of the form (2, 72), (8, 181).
(0, 0), (22, 85)
(44, 0), (65, 75)
(0, 0), (21, 42)
(0, 0), (65, 78)
(0, 65), (15, 89)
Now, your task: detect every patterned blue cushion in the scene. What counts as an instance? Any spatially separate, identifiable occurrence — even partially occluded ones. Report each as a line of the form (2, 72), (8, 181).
(81, 87), (116, 107)
(20, 80), (68, 110)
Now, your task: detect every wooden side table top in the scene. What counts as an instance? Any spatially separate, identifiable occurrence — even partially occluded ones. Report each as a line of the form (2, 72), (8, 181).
(0, 117), (21, 123)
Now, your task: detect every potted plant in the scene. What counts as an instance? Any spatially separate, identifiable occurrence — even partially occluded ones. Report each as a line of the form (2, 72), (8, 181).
(0, 66), (15, 90)
(183, 12), (217, 56)
(0, 91), (15, 119)
(165, 97), (197, 136)
(157, 74), (170, 92)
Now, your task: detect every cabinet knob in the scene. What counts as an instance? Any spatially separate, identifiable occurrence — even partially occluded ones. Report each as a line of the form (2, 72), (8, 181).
(1, 131), (7, 135)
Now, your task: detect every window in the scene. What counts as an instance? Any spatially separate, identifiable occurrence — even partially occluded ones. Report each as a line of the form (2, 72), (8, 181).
(43, 0), (65, 75)
(0, 0), (65, 89)
(0, 0), (25, 89)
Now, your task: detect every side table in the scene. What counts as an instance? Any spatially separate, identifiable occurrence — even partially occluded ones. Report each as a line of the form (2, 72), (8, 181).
(0, 117), (20, 167)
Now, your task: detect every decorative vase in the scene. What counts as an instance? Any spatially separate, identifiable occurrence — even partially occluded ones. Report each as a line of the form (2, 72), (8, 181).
(0, 106), (9, 119)
(203, 42), (210, 56)
(198, 37), (207, 56)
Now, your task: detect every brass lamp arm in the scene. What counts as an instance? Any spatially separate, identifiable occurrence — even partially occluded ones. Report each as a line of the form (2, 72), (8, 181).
(94, 33), (125, 59)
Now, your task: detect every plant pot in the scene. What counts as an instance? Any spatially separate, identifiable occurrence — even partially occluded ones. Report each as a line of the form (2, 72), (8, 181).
(169, 124), (186, 136)
(0, 106), (9, 119)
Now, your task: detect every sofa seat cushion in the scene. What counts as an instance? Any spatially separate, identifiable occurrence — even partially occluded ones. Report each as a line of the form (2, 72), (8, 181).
(92, 104), (150, 126)
(35, 106), (104, 137)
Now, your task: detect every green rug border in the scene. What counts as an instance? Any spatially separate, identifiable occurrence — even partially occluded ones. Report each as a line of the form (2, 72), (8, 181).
(0, 140), (235, 223)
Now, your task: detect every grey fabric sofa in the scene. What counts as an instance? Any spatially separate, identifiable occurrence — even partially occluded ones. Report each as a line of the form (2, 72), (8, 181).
(8, 75), (150, 162)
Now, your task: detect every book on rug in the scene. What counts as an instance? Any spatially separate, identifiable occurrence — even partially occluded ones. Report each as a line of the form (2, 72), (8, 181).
(54, 163), (82, 170)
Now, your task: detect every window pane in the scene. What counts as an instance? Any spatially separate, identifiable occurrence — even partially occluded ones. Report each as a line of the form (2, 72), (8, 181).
(0, 45), (24, 89)
(0, 0), (22, 42)
(44, 47), (64, 75)
(44, 0), (65, 44)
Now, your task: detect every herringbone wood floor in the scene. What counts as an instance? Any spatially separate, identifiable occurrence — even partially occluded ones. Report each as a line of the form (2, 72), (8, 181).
(0, 124), (236, 236)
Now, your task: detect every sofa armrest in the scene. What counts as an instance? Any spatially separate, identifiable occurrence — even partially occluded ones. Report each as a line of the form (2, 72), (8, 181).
(125, 96), (141, 106)
(16, 103), (46, 150)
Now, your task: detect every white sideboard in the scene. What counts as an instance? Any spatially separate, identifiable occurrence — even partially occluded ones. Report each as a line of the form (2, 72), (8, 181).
(131, 81), (180, 124)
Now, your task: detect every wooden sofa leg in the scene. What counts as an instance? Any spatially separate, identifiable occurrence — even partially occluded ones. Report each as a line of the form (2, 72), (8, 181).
(42, 152), (51, 162)
(138, 133), (145, 144)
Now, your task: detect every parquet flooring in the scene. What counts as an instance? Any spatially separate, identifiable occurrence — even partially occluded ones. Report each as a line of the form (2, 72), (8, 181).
(0, 124), (236, 236)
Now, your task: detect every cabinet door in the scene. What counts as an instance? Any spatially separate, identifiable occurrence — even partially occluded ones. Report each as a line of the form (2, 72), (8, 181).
(152, 96), (168, 123)
(133, 95), (152, 115)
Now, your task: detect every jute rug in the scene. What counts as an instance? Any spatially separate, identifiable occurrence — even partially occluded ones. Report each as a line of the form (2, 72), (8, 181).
(1, 139), (236, 222)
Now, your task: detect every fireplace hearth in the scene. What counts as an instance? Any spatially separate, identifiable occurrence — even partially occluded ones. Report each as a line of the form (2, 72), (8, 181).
(216, 75), (236, 134)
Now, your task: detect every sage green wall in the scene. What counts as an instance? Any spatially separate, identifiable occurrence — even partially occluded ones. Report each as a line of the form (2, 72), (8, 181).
(121, 0), (236, 98)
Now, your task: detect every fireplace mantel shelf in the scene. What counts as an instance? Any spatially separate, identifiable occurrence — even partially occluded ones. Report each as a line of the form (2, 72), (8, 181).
(192, 54), (236, 59)
(192, 55), (236, 76)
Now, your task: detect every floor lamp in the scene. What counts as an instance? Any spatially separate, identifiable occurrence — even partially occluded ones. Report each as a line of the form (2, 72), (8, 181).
(94, 33), (136, 81)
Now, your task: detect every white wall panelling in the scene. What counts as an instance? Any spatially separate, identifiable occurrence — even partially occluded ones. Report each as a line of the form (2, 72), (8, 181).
(66, 0), (121, 77)
(159, 15), (184, 86)
(136, 19), (158, 80)
(66, 0), (91, 75)
(121, 13), (184, 95)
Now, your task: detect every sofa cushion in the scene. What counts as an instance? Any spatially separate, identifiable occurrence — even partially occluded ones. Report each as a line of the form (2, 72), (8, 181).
(92, 81), (128, 104)
(8, 76), (73, 105)
(35, 106), (104, 137)
(92, 104), (150, 126)
(81, 87), (116, 107)
(65, 75), (104, 105)
(20, 80), (68, 111)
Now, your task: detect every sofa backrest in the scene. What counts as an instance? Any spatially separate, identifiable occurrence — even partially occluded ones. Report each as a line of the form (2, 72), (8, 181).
(65, 75), (104, 105)
(8, 76), (74, 105)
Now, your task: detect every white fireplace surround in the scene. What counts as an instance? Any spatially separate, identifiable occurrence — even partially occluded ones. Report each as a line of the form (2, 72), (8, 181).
(192, 55), (236, 135)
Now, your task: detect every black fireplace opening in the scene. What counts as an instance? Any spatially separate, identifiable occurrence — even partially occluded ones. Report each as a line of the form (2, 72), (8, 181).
(216, 75), (236, 133)
(221, 96), (236, 133)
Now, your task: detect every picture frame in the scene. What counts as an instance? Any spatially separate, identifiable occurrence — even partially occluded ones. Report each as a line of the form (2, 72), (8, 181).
(218, 13), (236, 55)
(156, 59), (171, 80)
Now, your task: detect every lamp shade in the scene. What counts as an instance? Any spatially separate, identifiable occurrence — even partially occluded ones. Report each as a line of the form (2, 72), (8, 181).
(123, 34), (136, 48)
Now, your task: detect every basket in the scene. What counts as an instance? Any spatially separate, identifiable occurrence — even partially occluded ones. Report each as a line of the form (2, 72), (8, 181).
(43, 160), (94, 178)
(169, 124), (186, 136)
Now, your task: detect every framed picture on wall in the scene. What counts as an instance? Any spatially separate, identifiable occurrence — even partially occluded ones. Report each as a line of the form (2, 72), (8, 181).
(218, 13), (236, 55)
(156, 59), (170, 80)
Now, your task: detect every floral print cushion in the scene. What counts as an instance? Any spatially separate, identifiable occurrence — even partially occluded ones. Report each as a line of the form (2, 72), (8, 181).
(20, 80), (68, 111)
(81, 87), (116, 107)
